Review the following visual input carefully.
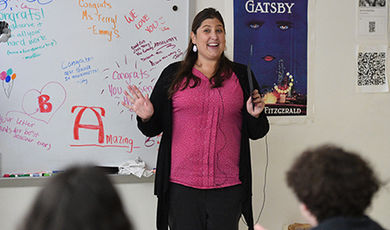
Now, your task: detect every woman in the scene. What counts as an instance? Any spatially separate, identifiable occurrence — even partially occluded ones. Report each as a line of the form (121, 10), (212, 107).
(123, 8), (269, 230)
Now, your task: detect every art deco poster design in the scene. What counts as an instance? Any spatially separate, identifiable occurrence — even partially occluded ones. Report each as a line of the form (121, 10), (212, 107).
(234, 0), (308, 116)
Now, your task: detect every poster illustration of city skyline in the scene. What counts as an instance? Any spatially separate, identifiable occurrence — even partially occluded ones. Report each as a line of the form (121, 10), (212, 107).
(234, 0), (308, 116)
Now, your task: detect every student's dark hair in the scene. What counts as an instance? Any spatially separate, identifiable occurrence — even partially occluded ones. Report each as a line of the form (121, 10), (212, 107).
(286, 144), (380, 222)
(19, 165), (133, 230)
(168, 7), (233, 98)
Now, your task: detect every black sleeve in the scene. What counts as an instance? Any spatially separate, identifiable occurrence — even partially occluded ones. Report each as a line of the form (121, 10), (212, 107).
(245, 71), (269, 139)
(136, 63), (177, 137)
(234, 63), (270, 140)
(246, 110), (269, 139)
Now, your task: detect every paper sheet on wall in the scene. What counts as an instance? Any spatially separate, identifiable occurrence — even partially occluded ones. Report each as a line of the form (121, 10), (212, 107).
(356, 45), (389, 93)
(357, 0), (388, 40)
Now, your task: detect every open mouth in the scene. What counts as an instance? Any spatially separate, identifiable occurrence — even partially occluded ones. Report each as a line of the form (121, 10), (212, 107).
(263, 55), (275, 62)
(207, 43), (219, 47)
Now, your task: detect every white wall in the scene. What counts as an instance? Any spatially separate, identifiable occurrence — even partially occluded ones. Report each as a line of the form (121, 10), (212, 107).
(1, 1), (389, 230)
(244, 0), (390, 229)
(0, 177), (157, 230)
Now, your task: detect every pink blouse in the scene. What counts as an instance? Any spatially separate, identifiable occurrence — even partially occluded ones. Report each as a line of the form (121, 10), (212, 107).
(170, 68), (243, 189)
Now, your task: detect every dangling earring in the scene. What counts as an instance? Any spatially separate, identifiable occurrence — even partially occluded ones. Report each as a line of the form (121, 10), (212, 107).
(192, 44), (197, 52)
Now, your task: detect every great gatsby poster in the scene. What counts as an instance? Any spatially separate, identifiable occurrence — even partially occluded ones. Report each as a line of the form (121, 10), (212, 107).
(234, 0), (308, 116)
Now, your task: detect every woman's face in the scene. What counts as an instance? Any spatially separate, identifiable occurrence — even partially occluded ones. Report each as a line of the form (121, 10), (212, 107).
(236, 13), (302, 90)
(191, 18), (226, 63)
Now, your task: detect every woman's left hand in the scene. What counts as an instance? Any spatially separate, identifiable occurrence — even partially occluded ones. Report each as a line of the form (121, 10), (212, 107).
(246, 89), (265, 118)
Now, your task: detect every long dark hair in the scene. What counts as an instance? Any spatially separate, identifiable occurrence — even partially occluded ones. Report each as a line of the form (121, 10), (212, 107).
(168, 8), (233, 98)
(19, 165), (133, 230)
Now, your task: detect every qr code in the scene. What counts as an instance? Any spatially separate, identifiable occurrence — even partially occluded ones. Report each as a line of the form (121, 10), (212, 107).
(369, 21), (375, 32)
(357, 52), (386, 86)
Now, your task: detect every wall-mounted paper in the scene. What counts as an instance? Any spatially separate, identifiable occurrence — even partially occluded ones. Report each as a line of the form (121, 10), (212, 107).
(357, 0), (388, 40)
(356, 45), (389, 93)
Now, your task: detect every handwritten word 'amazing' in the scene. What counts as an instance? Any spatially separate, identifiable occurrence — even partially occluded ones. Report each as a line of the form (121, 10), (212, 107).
(70, 106), (139, 152)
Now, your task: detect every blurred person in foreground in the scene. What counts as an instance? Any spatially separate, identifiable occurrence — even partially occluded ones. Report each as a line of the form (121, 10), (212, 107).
(255, 144), (383, 230)
(19, 165), (133, 230)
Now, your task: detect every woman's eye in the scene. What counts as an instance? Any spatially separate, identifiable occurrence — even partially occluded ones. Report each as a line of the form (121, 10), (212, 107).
(250, 24), (260, 29)
(278, 25), (289, 30)
(276, 21), (293, 31)
(247, 21), (264, 29)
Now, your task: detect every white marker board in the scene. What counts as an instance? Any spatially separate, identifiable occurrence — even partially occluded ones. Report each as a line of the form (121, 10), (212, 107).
(0, 0), (189, 175)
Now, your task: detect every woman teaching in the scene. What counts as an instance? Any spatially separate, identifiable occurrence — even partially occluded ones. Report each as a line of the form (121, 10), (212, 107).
(122, 8), (269, 230)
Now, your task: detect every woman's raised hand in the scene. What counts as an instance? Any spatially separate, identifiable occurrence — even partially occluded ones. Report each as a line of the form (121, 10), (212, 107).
(122, 85), (154, 121)
(246, 89), (265, 118)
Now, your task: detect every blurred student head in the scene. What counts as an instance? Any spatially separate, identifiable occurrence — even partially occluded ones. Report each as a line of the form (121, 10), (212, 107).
(286, 144), (380, 226)
(19, 165), (133, 230)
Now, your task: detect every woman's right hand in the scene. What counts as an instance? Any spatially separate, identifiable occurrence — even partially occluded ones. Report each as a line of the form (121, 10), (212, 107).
(122, 85), (154, 121)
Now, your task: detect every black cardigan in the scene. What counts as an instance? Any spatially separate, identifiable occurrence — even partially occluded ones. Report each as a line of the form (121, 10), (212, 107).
(137, 61), (270, 230)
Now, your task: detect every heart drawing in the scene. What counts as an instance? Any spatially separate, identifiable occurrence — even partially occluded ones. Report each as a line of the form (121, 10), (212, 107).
(21, 81), (67, 124)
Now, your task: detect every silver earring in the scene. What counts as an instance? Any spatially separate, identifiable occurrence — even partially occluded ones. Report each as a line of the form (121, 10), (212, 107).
(192, 44), (197, 52)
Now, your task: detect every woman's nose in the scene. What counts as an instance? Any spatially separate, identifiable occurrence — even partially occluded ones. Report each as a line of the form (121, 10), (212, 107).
(210, 30), (218, 38)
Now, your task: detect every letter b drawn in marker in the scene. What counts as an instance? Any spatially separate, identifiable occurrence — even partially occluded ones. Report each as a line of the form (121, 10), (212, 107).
(38, 94), (53, 113)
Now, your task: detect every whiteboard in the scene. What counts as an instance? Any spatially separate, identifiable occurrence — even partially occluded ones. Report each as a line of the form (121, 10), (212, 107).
(0, 0), (189, 175)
